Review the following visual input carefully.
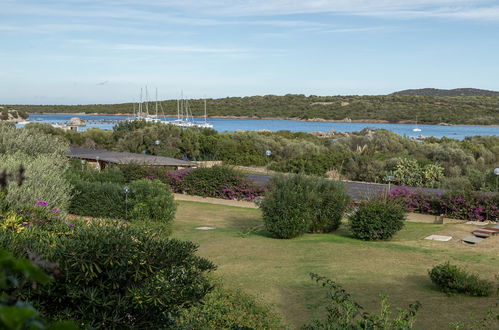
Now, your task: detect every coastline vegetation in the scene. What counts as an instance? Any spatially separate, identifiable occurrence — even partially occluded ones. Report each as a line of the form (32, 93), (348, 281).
(25, 121), (499, 192)
(6, 94), (499, 125)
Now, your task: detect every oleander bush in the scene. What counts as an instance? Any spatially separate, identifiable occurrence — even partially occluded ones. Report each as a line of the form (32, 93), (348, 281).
(388, 186), (499, 221)
(429, 262), (493, 297)
(260, 174), (350, 239)
(349, 199), (406, 240)
(0, 248), (78, 330)
(166, 166), (266, 202)
(0, 220), (216, 329)
(176, 283), (283, 329)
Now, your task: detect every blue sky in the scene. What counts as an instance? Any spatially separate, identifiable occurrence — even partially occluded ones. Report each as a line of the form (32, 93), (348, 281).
(1, 0), (499, 104)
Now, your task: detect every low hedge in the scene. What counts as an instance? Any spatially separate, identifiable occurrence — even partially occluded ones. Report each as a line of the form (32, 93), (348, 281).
(429, 262), (493, 296)
(349, 199), (406, 240)
(166, 166), (266, 202)
(260, 174), (350, 239)
(69, 180), (126, 219)
(69, 178), (176, 225)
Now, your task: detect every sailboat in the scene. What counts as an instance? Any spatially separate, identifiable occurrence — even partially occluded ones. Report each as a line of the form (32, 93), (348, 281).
(194, 99), (213, 129)
(130, 87), (164, 124)
(412, 115), (422, 132)
(168, 92), (213, 129)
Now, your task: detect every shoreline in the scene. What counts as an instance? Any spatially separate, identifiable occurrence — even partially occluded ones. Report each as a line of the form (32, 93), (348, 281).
(26, 112), (499, 127)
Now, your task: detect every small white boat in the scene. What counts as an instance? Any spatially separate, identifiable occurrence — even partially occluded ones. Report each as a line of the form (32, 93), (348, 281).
(412, 116), (422, 132)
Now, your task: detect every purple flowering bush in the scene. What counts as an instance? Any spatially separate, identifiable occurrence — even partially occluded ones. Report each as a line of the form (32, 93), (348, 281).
(165, 166), (266, 202)
(388, 187), (498, 221)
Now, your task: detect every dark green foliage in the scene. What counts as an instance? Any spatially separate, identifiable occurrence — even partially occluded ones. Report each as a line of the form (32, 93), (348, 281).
(69, 180), (126, 219)
(176, 283), (283, 329)
(260, 175), (350, 239)
(67, 162), (125, 184)
(118, 163), (172, 183)
(302, 273), (421, 329)
(128, 179), (176, 225)
(428, 262), (493, 297)
(0, 220), (216, 329)
(0, 249), (78, 330)
(349, 200), (406, 240)
(182, 166), (245, 197)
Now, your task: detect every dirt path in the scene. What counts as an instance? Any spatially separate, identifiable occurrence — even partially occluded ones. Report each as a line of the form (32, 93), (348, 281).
(173, 193), (258, 208)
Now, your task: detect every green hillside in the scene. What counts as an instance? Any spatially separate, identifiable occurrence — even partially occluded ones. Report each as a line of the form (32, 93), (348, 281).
(6, 94), (499, 125)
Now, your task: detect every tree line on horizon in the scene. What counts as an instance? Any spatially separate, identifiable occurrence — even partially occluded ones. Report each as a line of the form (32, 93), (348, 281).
(4, 94), (499, 125)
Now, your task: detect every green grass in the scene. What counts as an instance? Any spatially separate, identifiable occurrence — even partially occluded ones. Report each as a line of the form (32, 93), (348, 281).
(172, 201), (499, 329)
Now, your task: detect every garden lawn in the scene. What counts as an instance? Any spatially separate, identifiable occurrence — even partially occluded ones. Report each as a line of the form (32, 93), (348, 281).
(172, 201), (499, 329)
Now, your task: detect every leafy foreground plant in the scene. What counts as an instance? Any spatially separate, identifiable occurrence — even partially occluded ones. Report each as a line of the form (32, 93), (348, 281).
(429, 262), (494, 297)
(176, 281), (284, 329)
(302, 273), (421, 330)
(0, 220), (215, 329)
(0, 248), (77, 330)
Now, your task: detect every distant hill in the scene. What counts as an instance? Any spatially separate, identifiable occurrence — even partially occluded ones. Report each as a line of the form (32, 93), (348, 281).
(392, 88), (499, 97)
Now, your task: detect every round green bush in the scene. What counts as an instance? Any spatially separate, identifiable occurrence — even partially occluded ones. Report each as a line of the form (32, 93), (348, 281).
(429, 262), (493, 297)
(129, 179), (176, 224)
(0, 220), (215, 329)
(349, 199), (406, 240)
(260, 174), (350, 239)
(176, 283), (283, 329)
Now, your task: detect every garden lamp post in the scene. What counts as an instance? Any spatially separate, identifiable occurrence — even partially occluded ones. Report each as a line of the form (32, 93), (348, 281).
(80, 159), (86, 171)
(385, 175), (394, 195)
(124, 186), (130, 220)
(265, 150), (272, 174)
(494, 168), (499, 191)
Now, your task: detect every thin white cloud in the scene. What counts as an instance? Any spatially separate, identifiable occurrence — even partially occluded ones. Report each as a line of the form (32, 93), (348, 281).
(107, 43), (251, 54)
(4, 0), (499, 24)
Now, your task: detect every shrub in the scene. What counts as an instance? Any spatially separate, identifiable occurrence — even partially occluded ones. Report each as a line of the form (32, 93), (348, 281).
(119, 163), (172, 183)
(166, 166), (265, 202)
(260, 174), (350, 239)
(67, 162), (126, 184)
(0, 220), (216, 329)
(0, 123), (68, 158)
(0, 248), (78, 330)
(428, 262), (493, 297)
(0, 153), (72, 213)
(129, 179), (176, 224)
(388, 187), (498, 221)
(69, 178), (176, 224)
(176, 283), (283, 329)
(349, 199), (406, 240)
(303, 273), (421, 329)
(69, 180), (126, 219)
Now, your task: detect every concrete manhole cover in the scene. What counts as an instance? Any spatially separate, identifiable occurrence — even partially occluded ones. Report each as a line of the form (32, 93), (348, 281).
(424, 235), (452, 242)
(195, 226), (216, 230)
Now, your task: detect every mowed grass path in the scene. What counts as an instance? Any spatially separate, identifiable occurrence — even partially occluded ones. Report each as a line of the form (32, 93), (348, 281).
(172, 201), (499, 329)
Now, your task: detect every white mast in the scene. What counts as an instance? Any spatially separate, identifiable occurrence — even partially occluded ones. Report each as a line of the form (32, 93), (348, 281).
(204, 98), (207, 124)
(155, 88), (158, 117)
